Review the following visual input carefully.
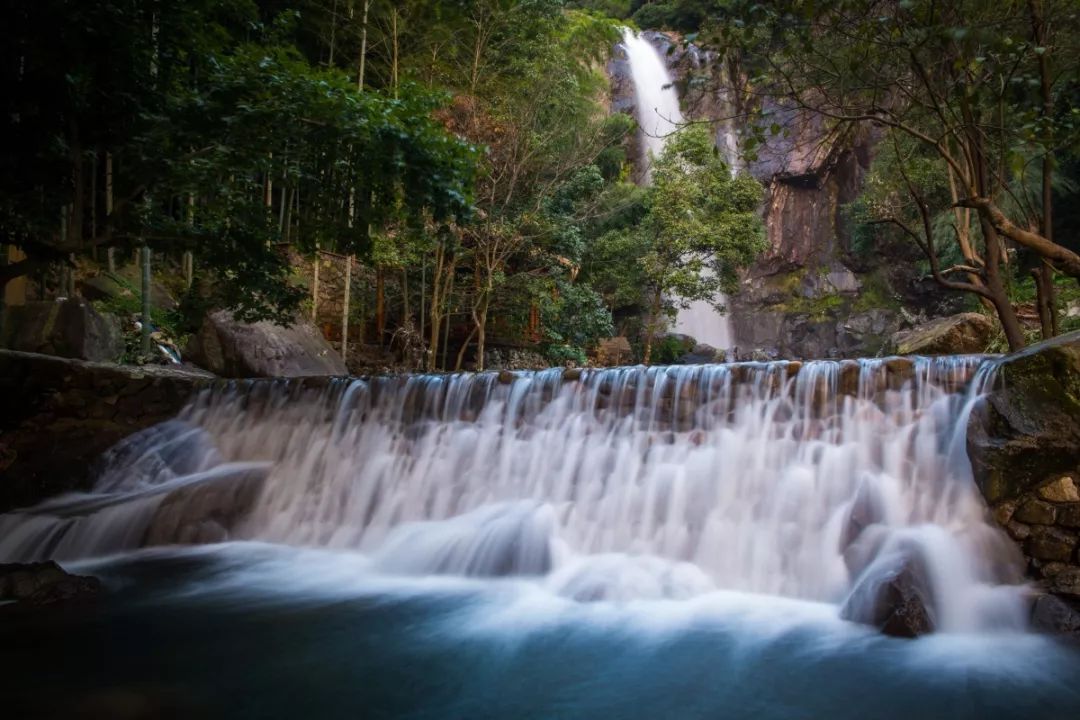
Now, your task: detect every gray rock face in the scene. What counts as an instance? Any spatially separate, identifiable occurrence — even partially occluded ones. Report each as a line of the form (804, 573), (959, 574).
(0, 561), (101, 606)
(1, 299), (122, 362)
(890, 312), (993, 355)
(185, 311), (347, 378)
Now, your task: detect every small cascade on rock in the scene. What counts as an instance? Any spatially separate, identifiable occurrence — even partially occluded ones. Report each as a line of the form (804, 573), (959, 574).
(620, 27), (734, 351)
(0, 355), (1029, 634)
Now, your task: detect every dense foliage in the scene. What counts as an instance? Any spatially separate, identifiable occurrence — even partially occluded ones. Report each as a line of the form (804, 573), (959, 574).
(627, 0), (1080, 350)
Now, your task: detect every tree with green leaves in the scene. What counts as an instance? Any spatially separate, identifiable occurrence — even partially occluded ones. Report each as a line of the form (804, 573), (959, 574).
(702, 0), (1080, 349)
(634, 125), (764, 363)
(0, 0), (475, 325)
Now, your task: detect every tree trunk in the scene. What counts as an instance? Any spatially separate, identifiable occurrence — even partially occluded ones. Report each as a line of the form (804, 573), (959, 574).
(105, 152), (115, 273)
(311, 251), (320, 322)
(643, 289), (662, 365)
(342, 255), (352, 361)
(1030, 0), (1057, 339)
(473, 293), (490, 372)
(357, 0), (369, 92)
(140, 245), (152, 355)
(980, 217), (1026, 351)
(375, 267), (385, 345)
(455, 325), (478, 372)
(1034, 263), (1057, 339)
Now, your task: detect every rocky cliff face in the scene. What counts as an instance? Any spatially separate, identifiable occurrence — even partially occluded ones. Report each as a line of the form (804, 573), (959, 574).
(611, 32), (957, 359)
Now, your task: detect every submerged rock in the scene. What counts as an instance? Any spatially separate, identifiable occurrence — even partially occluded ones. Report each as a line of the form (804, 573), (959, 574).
(1031, 593), (1080, 640)
(185, 310), (347, 378)
(840, 557), (935, 638)
(890, 312), (993, 355)
(0, 561), (101, 607)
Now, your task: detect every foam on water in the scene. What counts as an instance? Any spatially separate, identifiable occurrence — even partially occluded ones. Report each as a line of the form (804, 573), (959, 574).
(0, 356), (1030, 635)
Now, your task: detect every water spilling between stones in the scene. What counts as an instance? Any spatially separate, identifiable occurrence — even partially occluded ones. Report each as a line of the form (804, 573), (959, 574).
(0, 356), (1031, 634)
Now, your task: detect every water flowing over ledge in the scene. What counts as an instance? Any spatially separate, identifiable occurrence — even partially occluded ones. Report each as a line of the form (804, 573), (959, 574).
(0, 355), (1031, 635)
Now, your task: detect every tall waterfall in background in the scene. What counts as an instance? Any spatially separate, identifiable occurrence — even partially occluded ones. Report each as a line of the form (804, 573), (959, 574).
(0, 357), (1030, 634)
(621, 28), (734, 352)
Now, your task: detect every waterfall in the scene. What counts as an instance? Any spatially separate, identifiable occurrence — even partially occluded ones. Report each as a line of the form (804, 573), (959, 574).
(621, 28), (734, 352)
(0, 357), (1030, 633)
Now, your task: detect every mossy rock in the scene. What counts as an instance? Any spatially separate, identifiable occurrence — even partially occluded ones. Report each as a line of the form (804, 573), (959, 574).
(891, 312), (993, 355)
(968, 330), (1080, 504)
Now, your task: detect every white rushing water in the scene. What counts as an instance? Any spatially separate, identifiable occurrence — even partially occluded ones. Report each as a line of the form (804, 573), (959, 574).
(621, 28), (734, 351)
(0, 357), (1030, 634)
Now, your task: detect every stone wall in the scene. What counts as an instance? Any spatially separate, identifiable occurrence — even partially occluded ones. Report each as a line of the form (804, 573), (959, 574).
(968, 331), (1080, 634)
(0, 350), (215, 511)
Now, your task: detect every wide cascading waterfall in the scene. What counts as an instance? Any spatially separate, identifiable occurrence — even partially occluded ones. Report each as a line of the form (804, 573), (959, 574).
(0, 356), (1030, 634)
(621, 28), (734, 351)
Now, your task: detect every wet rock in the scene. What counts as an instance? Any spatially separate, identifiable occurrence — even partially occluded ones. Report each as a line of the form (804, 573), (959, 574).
(890, 312), (993, 355)
(1, 299), (122, 362)
(993, 500), (1018, 526)
(1057, 504), (1080, 528)
(144, 464), (269, 546)
(1025, 526), (1077, 562)
(1031, 593), (1080, 639)
(185, 310), (347, 378)
(0, 561), (101, 606)
(497, 370), (516, 384)
(562, 367), (583, 381)
(1006, 521), (1032, 541)
(968, 330), (1080, 505)
(0, 350), (214, 510)
(1014, 499), (1057, 525)
(1047, 567), (1080, 597)
(1038, 475), (1080, 503)
(840, 557), (935, 638)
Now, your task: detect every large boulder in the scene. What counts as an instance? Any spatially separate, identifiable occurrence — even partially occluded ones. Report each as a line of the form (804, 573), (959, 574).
(840, 555), (935, 638)
(1031, 593), (1080, 640)
(968, 330), (1080, 506)
(185, 311), (348, 378)
(0, 561), (102, 607)
(1, 299), (122, 362)
(890, 312), (993, 355)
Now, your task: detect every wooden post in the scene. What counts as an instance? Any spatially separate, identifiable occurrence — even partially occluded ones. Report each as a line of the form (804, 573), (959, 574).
(140, 245), (152, 354)
(311, 252), (320, 322)
(342, 255), (353, 361)
(105, 152), (115, 272)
